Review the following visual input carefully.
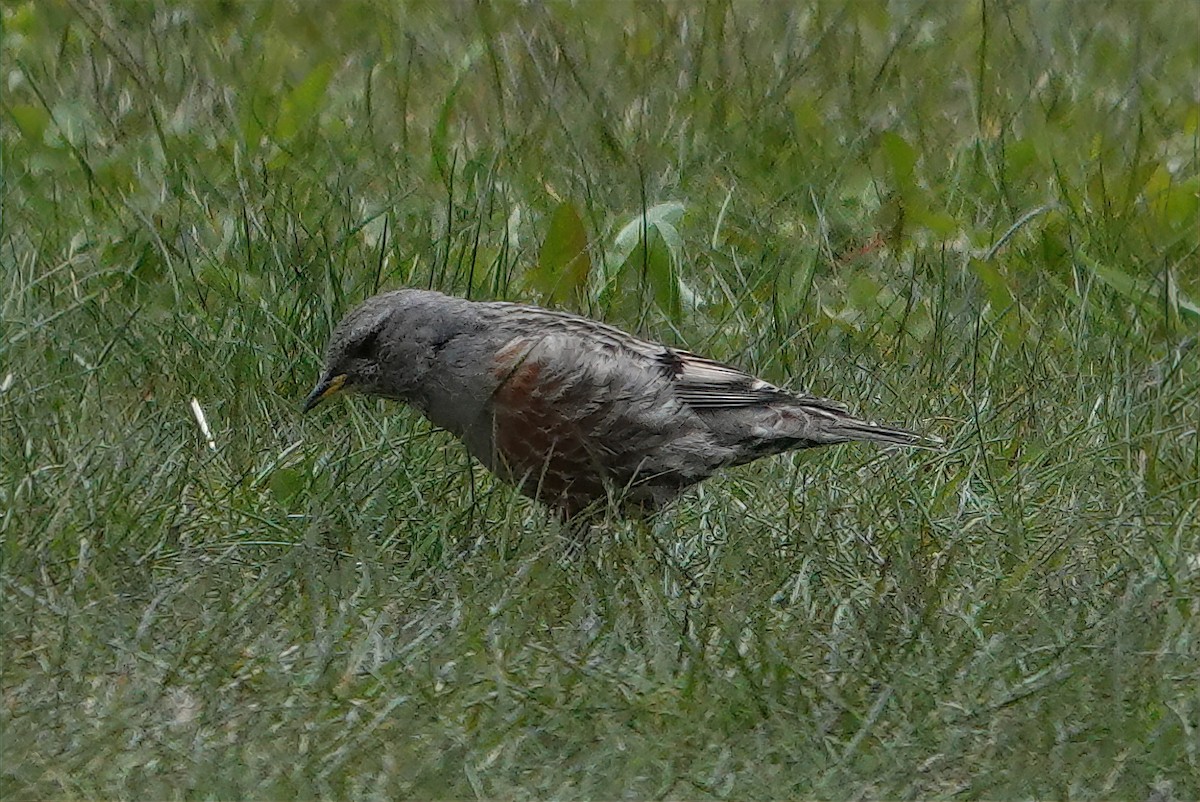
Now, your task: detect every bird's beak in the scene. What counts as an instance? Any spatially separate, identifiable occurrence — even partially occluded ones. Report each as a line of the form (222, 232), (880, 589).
(303, 373), (347, 412)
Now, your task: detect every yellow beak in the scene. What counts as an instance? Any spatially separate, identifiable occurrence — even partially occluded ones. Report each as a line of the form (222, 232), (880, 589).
(302, 373), (347, 412)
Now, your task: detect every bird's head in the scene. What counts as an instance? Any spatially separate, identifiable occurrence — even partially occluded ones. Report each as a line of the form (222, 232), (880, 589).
(303, 289), (465, 412)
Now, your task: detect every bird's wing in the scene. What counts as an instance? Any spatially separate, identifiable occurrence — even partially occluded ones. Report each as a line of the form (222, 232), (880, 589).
(652, 346), (943, 450)
(481, 301), (848, 414)
(652, 347), (852, 414)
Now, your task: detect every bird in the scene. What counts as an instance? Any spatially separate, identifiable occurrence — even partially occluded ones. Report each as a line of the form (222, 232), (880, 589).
(304, 289), (939, 519)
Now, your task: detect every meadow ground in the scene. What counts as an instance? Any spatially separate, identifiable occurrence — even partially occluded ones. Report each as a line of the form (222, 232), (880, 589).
(2, 1), (1198, 798)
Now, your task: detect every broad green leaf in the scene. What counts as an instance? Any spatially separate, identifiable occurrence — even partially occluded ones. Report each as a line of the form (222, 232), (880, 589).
(1082, 258), (1152, 312)
(1145, 169), (1200, 232)
(644, 234), (680, 323)
(274, 62), (333, 142)
(601, 202), (699, 318)
(1076, 252), (1200, 326)
(535, 201), (592, 306)
(1163, 179), (1199, 231)
(1185, 104), (1200, 135)
(847, 273), (884, 311)
(970, 257), (1014, 311)
(239, 91), (266, 153)
(909, 205), (960, 237)
(880, 131), (917, 195)
(617, 227), (678, 323)
(268, 467), (305, 506)
(1005, 138), (1039, 181)
(610, 201), (686, 260)
(9, 104), (49, 142)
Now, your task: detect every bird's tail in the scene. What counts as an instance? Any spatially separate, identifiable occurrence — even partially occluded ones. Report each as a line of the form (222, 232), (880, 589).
(711, 395), (943, 466)
(821, 417), (944, 450)
(776, 396), (944, 451)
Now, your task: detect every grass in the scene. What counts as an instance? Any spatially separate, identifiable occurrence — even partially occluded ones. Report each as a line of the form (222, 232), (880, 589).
(2, 0), (1198, 798)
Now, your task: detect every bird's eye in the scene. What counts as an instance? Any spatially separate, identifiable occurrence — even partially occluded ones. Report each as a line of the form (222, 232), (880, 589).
(347, 330), (380, 360)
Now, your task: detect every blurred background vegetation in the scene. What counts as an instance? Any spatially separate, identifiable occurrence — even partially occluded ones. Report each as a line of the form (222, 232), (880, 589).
(2, 0), (1198, 798)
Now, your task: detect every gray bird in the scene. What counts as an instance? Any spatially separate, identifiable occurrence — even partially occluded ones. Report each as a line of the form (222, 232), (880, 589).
(305, 289), (939, 518)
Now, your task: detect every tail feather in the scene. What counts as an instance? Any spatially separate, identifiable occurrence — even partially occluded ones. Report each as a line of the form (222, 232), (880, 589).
(828, 418), (944, 450)
(785, 398), (944, 450)
(705, 398), (944, 466)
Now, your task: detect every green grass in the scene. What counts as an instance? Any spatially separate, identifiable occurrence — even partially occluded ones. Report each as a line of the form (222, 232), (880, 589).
(3, 0), (1198, 798)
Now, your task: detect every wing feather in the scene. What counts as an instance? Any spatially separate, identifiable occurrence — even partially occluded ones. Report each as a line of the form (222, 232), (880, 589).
(478, 301), (849, 414)
(657, 348), (849, 414)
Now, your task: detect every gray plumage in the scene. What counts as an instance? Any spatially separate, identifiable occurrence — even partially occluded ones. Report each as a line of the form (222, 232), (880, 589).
(305, 289), (940, 517)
